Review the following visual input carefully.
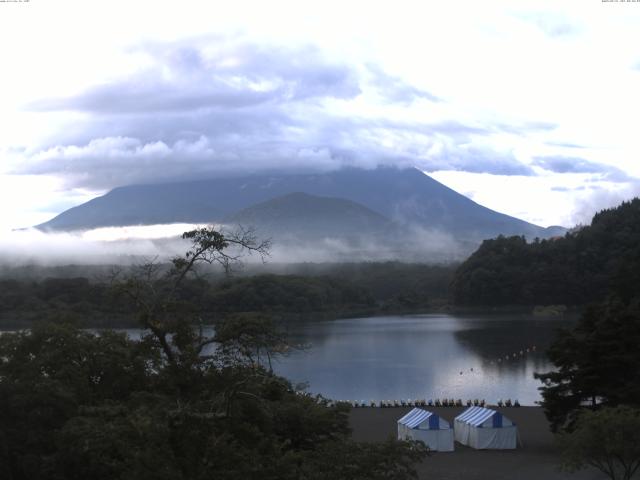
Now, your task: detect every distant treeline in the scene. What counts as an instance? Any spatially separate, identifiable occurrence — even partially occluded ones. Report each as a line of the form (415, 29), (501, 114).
(451, 198), (640, 307)
(0, 262), (455, 328)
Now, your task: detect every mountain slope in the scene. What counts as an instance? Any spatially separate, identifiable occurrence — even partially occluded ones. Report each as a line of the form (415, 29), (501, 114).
(224, 192), (393, 240)
(37, 167), (563, 241)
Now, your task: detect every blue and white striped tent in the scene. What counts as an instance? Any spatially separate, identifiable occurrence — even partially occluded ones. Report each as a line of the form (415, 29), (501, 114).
(454, 406), (518, 449)
(397, 408), (454, 451)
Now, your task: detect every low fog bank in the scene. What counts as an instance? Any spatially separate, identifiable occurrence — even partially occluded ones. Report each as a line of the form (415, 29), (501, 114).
(0, 226), (196, 268)
(0, 223), (472, 276)
(265, 226), (473, 264)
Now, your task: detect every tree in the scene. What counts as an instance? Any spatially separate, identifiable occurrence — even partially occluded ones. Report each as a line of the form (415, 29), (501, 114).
(113, 227), (270, 384)
(535, 296), (640, 431)
(214, 313), (291, 373)
(299, 438), (429, 480)
(451, 198), (640, 308)
(0, 323), (155, 479)
(559, 406), (640, 480)
(0, 226), (429, 479)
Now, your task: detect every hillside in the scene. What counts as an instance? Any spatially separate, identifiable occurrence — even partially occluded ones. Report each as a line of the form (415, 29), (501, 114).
(224, 192), (393, 240)
(451, 198), (640, 306)
(37, 167), (563, 242)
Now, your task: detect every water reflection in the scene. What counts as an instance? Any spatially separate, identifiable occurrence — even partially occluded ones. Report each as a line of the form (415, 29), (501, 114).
(79, 314), (573, 405)
(274, 314), (575, 405)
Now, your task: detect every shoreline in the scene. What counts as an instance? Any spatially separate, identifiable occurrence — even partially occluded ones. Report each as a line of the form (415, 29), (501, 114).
(0, 303), (583, 331)
(350, 406), (598, 480)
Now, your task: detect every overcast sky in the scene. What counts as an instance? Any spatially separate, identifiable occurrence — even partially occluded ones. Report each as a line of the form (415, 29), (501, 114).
(1, 0), (639, 231)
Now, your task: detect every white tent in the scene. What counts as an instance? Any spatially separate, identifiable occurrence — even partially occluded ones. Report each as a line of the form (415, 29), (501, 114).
(397, 408), (454, 452)
(454, 406), (518, 450)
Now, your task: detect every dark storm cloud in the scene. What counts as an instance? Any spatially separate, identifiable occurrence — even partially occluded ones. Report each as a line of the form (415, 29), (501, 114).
(532, 156), (632, 182)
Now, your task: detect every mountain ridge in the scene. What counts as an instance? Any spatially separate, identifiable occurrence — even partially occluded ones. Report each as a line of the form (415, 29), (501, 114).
(37, 167), (565, 242)
(223, 192), (393, 240)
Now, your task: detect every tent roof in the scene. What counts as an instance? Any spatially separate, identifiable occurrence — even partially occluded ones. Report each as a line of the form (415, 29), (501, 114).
(398, 408), (437, 429)
(455, 406), (508, 427)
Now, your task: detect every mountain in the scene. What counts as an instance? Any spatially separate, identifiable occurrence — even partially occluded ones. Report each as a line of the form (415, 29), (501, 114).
(37, 167), (564, 241)
(224, 192), (392, 240)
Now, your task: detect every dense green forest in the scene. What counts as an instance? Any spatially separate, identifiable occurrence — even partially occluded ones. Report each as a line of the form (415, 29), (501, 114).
(451, 198), (640, 307)
(0, 263), (455, 329)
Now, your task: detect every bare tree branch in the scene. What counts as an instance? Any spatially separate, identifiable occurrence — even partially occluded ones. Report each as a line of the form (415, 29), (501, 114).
(111, 225), (271, 375)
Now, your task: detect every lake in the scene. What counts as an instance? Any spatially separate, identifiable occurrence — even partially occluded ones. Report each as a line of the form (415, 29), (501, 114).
(272, 313), (574, 406)
(1, 313), (572, 406)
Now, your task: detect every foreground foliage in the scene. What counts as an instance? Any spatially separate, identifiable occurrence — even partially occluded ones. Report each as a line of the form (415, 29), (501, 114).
(0, 322), (427, 480)
(559, 406), (640, 480)
(535, 296), (640, 432)
(0, 227), (428, 479)
(540, 299), (640, 476)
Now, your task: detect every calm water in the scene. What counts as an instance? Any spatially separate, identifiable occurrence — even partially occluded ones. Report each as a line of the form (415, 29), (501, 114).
(2, 313), (572, 405)
(272, 314), (574, 406)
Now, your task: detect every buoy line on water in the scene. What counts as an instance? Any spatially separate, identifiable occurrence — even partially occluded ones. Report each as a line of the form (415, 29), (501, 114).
(455, 344), (539, 377)
(318, 344), (539, 409)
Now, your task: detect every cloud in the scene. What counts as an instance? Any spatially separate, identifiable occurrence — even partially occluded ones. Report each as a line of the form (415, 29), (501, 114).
(30, 41), (440, 115)
(516, 11), (581, 38)
(365, 64), (440, 104)
(20, 135), (345, 189)
(13, 37), (550, 192)
(532, 155), (632, 182)
(545, 141), (587, 149)
(550, 185), (592, 193)
(17, 124), (537, 190)
(418, 142), (535, 176)
(30, 43), (361, 114)
(497, 121), (557, 134)
(570, 181), (640, 225)
(0, 227), (192, 267)
(265, 225), (469, 264)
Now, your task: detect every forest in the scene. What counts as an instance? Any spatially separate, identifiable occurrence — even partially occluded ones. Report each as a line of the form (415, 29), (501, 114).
(451, 198), (640, 307)
(0, 263), (454, 329)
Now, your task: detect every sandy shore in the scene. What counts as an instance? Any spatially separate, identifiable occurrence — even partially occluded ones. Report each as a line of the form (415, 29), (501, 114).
(349, 406), (602, 480)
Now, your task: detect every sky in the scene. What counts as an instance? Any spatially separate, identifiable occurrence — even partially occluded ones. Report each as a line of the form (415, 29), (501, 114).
(1, 0), (640, 232)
